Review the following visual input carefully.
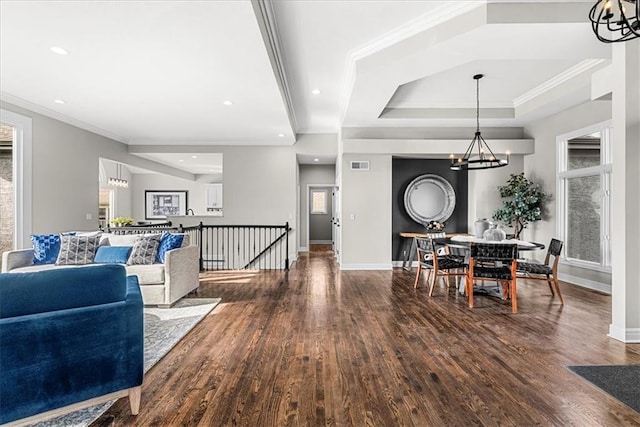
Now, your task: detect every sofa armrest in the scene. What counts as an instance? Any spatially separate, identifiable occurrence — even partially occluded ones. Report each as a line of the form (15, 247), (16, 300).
(164, 245), (199, 305)
(0, 278), (143, 424)
(2, 249), (34, 272)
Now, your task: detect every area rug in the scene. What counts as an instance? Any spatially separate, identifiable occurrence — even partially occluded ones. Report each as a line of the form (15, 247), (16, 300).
(567, 365), (640, 412)
(32, 298), (221, 427)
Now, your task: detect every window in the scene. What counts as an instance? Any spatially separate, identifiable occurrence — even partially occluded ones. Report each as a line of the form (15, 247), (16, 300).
(310, 190), (327, 214)
(557, 122), (611, 270)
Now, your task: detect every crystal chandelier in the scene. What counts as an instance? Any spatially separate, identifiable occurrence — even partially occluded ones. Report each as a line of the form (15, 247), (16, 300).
(450, 74), (509, 171)
(589, 0), (640, 43)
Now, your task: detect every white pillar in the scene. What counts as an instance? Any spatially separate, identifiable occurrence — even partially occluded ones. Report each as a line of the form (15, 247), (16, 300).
(609, 41), (640, 343)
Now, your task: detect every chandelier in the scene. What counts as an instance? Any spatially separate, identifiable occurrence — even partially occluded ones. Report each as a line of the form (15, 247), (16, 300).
(108, 163), (129, 188)
(450, 74), (509, 171)
(589, 0), (640, 43)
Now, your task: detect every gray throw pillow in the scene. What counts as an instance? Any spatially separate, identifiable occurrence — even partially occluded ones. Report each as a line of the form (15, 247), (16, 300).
(127, 234), (162, 265)
(56, 235), (101, 265)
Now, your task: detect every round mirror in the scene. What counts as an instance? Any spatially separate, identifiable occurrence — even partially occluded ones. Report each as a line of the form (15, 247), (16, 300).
(403, 174), (456, 225)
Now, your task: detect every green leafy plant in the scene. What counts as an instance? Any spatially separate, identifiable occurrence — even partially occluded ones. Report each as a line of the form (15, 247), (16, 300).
(110, 216), (134, 226)
(492, 173), (548, 239)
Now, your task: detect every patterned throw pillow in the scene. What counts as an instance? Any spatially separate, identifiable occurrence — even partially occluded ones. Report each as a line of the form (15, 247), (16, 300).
(156, 233), (185, 263)
(55, 235), (101, 265)
(127, 234), (162, 265)
(31, 233), (76, 264)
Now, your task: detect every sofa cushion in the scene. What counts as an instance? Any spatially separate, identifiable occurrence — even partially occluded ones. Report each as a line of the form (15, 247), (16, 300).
(56, 235), (101, 265)
(0, 264), (127, 318)
(125, 264), (165, 284)
(100, 233), (139, 247)
(94, 246), (132, 264)
(157, 233), (184, 263)
(127, 234), (162, 265)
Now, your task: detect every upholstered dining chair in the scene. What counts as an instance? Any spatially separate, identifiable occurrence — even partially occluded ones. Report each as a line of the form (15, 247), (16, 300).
(414, 236), (467, 296)
(516, 238), (564, 304)
(467, 243), (519, 313)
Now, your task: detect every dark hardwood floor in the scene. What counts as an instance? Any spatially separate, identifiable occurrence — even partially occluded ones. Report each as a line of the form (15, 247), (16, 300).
(95, 248), (640, 426)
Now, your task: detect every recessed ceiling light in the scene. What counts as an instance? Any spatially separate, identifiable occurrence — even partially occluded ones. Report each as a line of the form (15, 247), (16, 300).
(178, 159), (184, 162)
(312, 89), (321, 95)
(53, 99), (65, 104)
(314, 158), (320, 162)
(278, 133), (285, 137)
(50, 46), (69, 55)
(223, 100), (233, 106)
(192, 155), (198, 159)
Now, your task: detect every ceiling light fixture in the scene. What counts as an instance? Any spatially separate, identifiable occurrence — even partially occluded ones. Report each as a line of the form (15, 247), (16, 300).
(108, 163), (128, 188)
(590, 0), (640, 42)
(53, 99), (65, 104)
(192, 155), (198, 159)
(50, 46), (69, 55)
(278, 133), (285, 137)
(312, 89), (321, 95)
(450, 74), (509, 171)
(314, 158), (320, 162)
(223, 100), (233, 106)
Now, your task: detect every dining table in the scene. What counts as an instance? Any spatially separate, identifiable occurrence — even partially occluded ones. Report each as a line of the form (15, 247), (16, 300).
(431, 234), (546, 295)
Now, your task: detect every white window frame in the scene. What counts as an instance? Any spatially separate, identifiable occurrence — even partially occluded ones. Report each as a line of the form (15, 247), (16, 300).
(556, 121), (612, 272)
(310, 189), (328, 215)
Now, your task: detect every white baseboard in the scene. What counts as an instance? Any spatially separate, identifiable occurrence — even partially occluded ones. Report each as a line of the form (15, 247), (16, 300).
(558, 273), (611, 294)
(391, 260), (418, 268)
(608, 325), (640, 343)
(310, 240), (332, 244)
(340, 263), (393, 271)
(298, 247), (309, 253)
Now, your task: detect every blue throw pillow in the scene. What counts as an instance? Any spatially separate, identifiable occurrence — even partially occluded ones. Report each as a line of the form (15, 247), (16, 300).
(156, 233), (184, 263)
(31, 233), (75, 264)
(94, 246), (132, 264)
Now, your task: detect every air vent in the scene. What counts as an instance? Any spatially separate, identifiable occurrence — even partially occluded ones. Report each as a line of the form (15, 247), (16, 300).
(350, 160), (370, 171)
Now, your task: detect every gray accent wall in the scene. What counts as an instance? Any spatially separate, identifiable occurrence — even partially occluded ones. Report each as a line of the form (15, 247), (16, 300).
(392, 159), (468, 261)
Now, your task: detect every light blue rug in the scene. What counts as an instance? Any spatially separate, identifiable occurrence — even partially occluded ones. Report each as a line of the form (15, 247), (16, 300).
(32, 298), (221, 427)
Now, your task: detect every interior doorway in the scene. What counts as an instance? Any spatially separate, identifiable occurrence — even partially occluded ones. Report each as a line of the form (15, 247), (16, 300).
(308, 185), (334, 250)
(0, 124), (14, 268)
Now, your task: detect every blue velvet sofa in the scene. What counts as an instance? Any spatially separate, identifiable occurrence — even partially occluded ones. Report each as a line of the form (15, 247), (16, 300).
(0, 264), (144, 425)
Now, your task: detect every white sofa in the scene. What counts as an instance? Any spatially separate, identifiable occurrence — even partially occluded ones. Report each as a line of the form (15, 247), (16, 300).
(1, 232), (200, 307)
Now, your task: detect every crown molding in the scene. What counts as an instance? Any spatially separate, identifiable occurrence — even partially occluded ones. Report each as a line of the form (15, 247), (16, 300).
(338, 1), (485, 123)
(513, 59), (608, 108)
(251, 0), (298, 133)
(0, 91), (128, 143)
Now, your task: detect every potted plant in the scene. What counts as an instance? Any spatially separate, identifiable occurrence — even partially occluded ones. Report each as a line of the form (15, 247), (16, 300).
(110, 217), (134, 227)
(492, 173), (548, 240)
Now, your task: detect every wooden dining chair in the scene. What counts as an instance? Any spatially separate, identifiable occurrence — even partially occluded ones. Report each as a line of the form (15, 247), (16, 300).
(414, 236), (467, 296)
(467, 243), (519, 313)
(516, 238), (564, 304)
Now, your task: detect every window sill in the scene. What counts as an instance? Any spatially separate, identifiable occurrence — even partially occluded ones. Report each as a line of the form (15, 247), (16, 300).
(560, 259), (611, 274)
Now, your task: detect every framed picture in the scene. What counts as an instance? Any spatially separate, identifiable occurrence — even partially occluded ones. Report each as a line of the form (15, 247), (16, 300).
(145, 190), (188, 219)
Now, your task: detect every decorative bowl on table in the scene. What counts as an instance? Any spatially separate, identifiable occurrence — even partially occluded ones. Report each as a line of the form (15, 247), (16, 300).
(425, 221), (446, 232)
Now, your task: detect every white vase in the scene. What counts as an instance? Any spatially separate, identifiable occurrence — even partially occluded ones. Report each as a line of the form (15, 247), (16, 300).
(474, 218), (490, 238)
(483, 224), (506, 241)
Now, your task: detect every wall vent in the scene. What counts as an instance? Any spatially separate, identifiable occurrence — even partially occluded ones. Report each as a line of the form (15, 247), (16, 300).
(350, 160), (370, 171)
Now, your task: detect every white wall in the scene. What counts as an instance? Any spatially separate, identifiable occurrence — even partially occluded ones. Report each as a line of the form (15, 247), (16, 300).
(467, 155), (524, 234)
(298, 165), (335, 249)
(524, 99), (612, 286)
(0, 102), (190, 235)
(340, 153), (392, 269)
